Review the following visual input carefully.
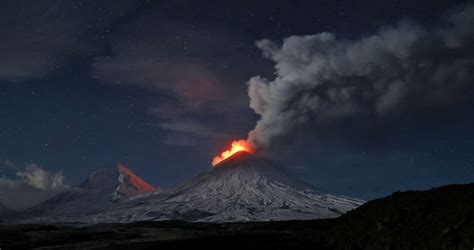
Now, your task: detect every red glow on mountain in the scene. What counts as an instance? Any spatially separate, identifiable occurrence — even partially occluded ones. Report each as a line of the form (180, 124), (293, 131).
(212, 139), (254, 166)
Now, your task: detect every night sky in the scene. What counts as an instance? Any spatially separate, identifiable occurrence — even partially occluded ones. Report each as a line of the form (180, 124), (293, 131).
(1, 0), (473, 209)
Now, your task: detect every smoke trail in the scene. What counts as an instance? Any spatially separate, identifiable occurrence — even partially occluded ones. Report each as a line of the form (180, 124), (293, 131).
(246, 4), (474, 152)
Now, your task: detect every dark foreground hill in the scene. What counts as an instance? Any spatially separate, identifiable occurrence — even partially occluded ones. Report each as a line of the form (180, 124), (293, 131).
(1, 183), (473, 250)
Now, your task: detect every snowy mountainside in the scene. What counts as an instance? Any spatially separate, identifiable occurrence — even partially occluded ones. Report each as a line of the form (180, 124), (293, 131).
(24, 152), (363, 223)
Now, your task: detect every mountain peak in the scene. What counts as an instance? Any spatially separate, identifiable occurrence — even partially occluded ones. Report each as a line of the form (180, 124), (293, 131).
(207, 150), (314, 193)
(78, 163), (157, 200)
(213, 150), (258, 168)
(79, 164), (121, 190)
(18, 163), (158, 219)
(114, 163), (157, 200)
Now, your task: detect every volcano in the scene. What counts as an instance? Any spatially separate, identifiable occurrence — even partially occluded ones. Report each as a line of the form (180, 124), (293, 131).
(19, 163), (157, 219)
(140, 151), (364, 222)
(130, 151), (364, 222)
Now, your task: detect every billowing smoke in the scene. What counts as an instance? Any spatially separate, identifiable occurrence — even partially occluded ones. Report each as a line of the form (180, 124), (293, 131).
(247, 4), (474, 151)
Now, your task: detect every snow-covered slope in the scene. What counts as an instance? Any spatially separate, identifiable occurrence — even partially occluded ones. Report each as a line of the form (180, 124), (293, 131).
(13, 153), (363, 223)
(24, 152), (363, 223)
(19, 163), (157, 218)
(123, 151), (363, 222)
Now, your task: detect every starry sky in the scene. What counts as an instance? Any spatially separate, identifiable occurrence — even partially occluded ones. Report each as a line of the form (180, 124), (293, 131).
(1, 0), (473, 207)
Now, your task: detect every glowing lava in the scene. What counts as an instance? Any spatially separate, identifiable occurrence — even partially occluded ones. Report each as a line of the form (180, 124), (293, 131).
(212, 139), (254, 166)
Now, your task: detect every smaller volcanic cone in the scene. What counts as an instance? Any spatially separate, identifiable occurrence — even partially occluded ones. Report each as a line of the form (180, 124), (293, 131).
(212, 139), (254, 166)
(17, 163), (157, 220)
(79, 163), (157, 201)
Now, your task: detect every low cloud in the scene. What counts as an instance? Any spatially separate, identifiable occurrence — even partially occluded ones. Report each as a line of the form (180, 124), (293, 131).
(247, 3), (474, 152)
(0, 163), (68, 210)
(16, 164), (66, 190)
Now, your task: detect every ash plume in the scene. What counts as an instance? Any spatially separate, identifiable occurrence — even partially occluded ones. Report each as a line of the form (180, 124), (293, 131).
(246, 4), (474, 152)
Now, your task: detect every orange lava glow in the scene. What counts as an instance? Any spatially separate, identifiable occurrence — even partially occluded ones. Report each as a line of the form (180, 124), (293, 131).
(212, 139), (254, 166)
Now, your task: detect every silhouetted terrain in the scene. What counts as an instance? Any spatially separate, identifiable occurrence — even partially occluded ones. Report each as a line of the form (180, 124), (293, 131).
(1, 183), (473, 249)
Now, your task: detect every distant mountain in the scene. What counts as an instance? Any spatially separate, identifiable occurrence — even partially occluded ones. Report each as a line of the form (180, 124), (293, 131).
(19, 163), (157, 219)
(23, 151), (363, 223)
(0, 202), (15, 218)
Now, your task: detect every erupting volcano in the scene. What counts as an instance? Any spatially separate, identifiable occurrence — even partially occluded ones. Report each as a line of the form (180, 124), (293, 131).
(212, 139), (254, 166)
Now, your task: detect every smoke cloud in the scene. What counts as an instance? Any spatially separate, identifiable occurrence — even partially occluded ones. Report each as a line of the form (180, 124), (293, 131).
(247, 4), (474, 151)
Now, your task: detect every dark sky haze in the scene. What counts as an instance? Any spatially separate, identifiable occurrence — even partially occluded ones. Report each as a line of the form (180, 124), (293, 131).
(1, 0), (473, 209)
